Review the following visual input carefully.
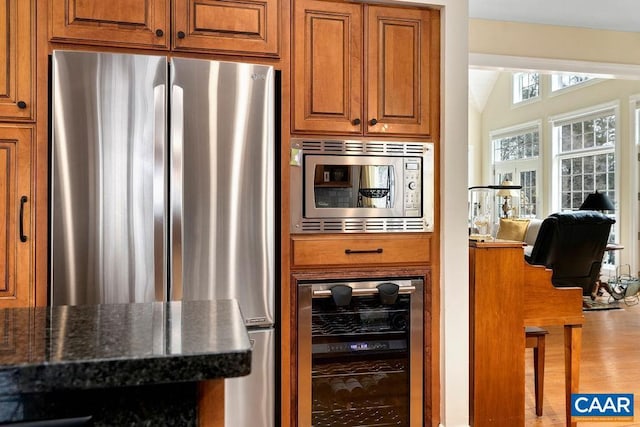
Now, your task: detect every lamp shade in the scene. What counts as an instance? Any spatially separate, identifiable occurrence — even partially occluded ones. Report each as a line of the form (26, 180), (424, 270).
(579, 191), (614, 212)
(495, 180), (519, 197)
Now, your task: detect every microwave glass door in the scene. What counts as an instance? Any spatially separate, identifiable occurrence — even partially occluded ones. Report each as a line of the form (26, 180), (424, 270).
(312, 164), (394, 209)
(304, 156), (406, 218)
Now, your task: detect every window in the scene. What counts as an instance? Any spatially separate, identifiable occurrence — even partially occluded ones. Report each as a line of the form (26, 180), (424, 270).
(552, 106), (618, 264)
(551, 73), (592, 92)
(492, 123), (541, 218)
(555, 112), (616, 210)
(512, 72), (540, 104)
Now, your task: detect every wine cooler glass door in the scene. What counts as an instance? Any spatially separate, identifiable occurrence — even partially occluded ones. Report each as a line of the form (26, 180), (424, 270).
(298, 279), (423, 427)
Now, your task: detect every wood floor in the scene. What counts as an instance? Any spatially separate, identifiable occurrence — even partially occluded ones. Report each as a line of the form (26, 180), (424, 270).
(525, 297), (640, 426)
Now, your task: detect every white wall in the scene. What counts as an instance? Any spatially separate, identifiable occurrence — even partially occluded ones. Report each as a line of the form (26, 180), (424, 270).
(398, 1), (470, 426)
(468, 101), (482, 186)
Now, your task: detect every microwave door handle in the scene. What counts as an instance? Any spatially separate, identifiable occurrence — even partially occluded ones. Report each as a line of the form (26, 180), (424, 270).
(312, 286), (416, 298)
(389, 164), (395, 207)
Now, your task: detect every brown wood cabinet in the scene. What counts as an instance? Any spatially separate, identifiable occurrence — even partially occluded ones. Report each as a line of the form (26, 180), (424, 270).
(292, 0), (439, 137)
(0, 0), (34, 121)
(0, 125), (33, 308)
(291, 233), (431, 269)
(49, 0), (170, 49)
(173, 0), (280, 57)
(49, 0), (281, 57)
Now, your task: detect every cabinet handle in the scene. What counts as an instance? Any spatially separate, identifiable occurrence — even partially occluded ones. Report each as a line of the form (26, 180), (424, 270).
(345, 248), (383, 255)
(17, 101), (27, 109)
(19, 196), (27, 243)
(155, 29), (164, 37)
(369, 118), (378, 126)
(352, 118), (361, 125)
(177, 31), (186, 39)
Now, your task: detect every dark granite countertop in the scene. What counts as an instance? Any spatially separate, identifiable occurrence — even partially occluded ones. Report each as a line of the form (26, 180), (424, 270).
(0, 299), (252, 395)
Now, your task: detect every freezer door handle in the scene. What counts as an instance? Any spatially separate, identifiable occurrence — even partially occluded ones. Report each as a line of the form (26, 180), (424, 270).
(170, 84), (184, 300)
(153, 84), (167, 301)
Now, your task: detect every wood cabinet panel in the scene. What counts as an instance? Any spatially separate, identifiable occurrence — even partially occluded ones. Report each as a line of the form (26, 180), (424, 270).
(469, 241), (525, 426)
(0, 126), (32, 308)
(366, 6), (436, 136)
(50, 0), (169, 49)
(292, 2), (439, 137)
(291, 234), (430, 268)
(173, 0), (280, 57)
(292, 0), (362, 134)
(0, 0), (34, 121)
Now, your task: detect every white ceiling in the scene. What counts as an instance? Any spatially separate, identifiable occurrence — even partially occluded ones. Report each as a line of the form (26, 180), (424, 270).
(468, 0), (640, 111)
(469, 0), (640, 33)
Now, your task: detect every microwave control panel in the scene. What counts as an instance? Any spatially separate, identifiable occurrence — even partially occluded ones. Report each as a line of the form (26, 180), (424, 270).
(403, 159), (422, 216)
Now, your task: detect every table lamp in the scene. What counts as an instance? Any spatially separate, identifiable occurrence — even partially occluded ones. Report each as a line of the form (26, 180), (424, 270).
(579, 190), (614, 212)
(496, 180), (519, 218)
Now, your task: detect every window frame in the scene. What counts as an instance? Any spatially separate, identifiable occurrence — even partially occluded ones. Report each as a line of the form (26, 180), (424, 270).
(490, 120), (543, 219)
(549, 101), (620, 268)
(550, 73), (597, 93)
(512, 72), (541, 106)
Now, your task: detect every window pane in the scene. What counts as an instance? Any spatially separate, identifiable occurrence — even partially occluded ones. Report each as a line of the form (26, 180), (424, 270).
(552, 74), (591, 91)
(572, 176), (582, 191)
(561, 125), (571, 152)
(584, 174), (594, 192)
(572, 158), (582, 174)
(492, 128), (540, 162)
(513, 72), (540, 103)
(583, 155), (594, 174)
(519, 170), (537, 217)
(584, 131), (594, 148)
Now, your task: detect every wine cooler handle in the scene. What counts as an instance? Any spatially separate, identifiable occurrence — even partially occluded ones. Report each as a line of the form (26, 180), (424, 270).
(19, 196), (28, 242)
(345, 248), (383, 254)
(312, 285), (415, 298)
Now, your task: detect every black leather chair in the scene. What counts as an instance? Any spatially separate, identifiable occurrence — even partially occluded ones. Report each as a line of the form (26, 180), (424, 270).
(525, 211), (616, 296)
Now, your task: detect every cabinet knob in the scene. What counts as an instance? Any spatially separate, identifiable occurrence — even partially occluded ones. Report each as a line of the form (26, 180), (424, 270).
(352, 118), (361, 125)
(17, 101), (27, 109)
(369, 118), (378, 126)
(177, 31), (186, 39)
(155, 29), (164, 37)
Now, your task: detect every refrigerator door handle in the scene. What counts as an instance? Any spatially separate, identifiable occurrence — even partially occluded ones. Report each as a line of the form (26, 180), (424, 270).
(153, 84), (167, 301)
(170, 84), (184, 300)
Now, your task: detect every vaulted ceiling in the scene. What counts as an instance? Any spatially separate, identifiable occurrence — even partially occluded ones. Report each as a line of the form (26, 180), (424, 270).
(468, 0), (640, 111)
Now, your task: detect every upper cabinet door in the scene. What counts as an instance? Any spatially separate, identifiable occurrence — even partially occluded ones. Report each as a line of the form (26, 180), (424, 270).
(366, 6), (438, 137)
(50, 0), (170, 49)
(173, 0), (280, 57)
(292, 0), (363, 134)
(0, 0), (34, 121)
(0, 125), (32, 308)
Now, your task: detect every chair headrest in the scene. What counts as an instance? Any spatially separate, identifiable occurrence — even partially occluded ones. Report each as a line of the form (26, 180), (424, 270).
(549, 210), (616, 225)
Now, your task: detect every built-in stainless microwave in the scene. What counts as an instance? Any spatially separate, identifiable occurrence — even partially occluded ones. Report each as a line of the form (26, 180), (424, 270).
(290, 139), (434, 233)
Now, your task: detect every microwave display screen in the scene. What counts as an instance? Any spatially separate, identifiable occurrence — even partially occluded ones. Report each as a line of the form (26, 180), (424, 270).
(313, 165), (394, 209)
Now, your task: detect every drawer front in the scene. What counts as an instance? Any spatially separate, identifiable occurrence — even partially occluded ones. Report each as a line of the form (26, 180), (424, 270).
(292, 235), (431, 268)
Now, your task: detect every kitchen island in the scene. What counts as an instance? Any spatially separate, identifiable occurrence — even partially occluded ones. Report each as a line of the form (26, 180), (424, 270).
(0, 300), (252, 426)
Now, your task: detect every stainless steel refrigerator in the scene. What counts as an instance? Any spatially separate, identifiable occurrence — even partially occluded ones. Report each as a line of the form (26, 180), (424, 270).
(50, 50), (276, 427)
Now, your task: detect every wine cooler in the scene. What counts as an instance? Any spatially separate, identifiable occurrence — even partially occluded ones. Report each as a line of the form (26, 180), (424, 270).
(298, 278), (424, 426)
